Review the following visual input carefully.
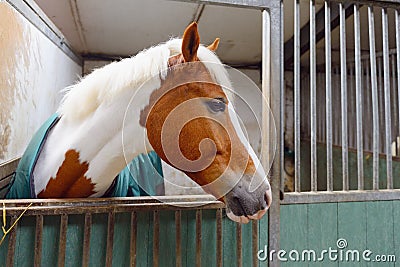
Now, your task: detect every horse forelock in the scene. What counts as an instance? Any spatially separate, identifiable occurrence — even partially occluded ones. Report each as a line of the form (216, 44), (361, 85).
(58, 38), (232, 122)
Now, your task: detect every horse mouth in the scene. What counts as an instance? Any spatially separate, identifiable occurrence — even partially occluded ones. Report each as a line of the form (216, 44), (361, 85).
(225, 191), (271, 224)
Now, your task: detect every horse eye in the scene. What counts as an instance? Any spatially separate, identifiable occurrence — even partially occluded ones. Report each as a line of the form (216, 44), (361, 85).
(206, 98), (226, 113)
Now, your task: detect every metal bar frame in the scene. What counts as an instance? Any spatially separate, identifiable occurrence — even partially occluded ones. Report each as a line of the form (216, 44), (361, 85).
(325, 0), (333, 191)
(339, 2), (349, 191)
(368, 5), (380, 190)
(354, 3), (364, 190)
(310, 0), (318, 192)
(282, 189), (400, 204)
(382, 7), (393, 189)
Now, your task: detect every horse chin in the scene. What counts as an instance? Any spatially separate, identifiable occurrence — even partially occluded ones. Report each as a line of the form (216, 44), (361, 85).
(226, 206), (268, 224)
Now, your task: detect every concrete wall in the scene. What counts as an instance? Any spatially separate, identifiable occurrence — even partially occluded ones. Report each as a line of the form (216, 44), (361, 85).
(0, 2), (82, 163)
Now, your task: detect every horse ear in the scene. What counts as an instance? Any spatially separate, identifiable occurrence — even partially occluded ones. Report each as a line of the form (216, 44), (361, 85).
(182, 22), (200, 62)
(207, 38), (220, 51)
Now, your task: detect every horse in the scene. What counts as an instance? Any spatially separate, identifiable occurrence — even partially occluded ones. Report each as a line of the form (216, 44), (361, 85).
(5, 22), (272, 223)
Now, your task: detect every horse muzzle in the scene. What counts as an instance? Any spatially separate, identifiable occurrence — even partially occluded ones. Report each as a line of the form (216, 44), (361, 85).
(224, 174), (272, 224)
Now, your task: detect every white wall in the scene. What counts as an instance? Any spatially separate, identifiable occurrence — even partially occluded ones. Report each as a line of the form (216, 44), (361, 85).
(0, 2), (82, 163)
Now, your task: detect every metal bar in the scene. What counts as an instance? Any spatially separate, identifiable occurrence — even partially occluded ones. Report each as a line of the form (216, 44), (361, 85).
(265, 5), (282, 266)
(340, 2), (349, 190)
(310, 0), (317, 191)
(236, 223), (242, 267)
(379, 56), (385, 153)
(282, 189), (400, 204)
(216, 209), (222, 267)
(105, 212), (115, 267)
(382, 7), (393, 189)
(252, 220), (258, 267)
(82, 213), (92, 267)
(6, 215), (18, 267)
(58, 214), (68, 267)
(195, 210), (202, 267)
(391, 55), (398, 140)
(294, 0), (301, 193)
(354, 3), (364, 190)
(284, 1), (353, 69)
(396, 10), (400, 156)
(153, 211), (160, 267)
(34, 215), (43, 267)
(368, 6), (379, 190)
(130, 212), (137, 267)
(325, 0), (333, 191)
(364, 59), (372, 151)
(175, 210), (182, 267)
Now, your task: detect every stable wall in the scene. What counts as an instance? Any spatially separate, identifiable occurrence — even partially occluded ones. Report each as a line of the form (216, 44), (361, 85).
(0, 2), (82, 163)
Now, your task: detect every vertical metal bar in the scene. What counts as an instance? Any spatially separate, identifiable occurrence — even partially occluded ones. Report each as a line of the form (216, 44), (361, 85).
(195, 210), (202, 267)
(310, 0), (317, 191)
(252, 220), (258, 267)
(354, 3), (364, 190)
(130, 212), (137, 267)
(340, 2), (349, 190)
(379, 57), (385, 153)
(82, 213), (92, 267)
(396, 10), (400, 153)
(6, 215), (18, 267)
(216, 209), (222, 267)
(325, 0), (333, 191)
(175, 211), (182, 267)
(391, 55), (398, 140)
(265, 6), (282, 265)
(58, 214), (68, 267)
(236, 223), (242, 267)
(34, 215), (43, 267)
(153, 210), (159, 267)
(294, 0), (301, 192)
(106, 212), (115, 267)
(365, 60), (372, 151)
(349, 64), (355, 149)
(382, 7), (393, 189)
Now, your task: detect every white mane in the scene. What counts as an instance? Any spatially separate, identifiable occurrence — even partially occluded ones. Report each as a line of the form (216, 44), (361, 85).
(59, 38), (232, 122)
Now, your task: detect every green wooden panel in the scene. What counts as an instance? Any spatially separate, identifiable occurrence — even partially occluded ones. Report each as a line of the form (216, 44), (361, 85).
(201, 209), (216, 266)
(258, 214), (268, 267)
(394, 201), (400, 267)
(41, 216), (61, 267)
(112, 212), (131, 267)
(65, 215), (84, 267)
(135, 211), (153, 267)
(280, 204), (308, 267)
(338, 202), (367, 267)
(89, 214), (108, 267)
(158, 210), (176, 267)
(366, 201), (395, 267)
(307, 203), (338, 266)
(223, 215), (237, 267)
(241, 220), (252, 265)
(182, 210), (196, 267)
(13, 216), (35, 267)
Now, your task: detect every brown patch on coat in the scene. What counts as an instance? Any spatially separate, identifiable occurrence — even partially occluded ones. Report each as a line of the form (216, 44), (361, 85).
(38, 149), (96, 198)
